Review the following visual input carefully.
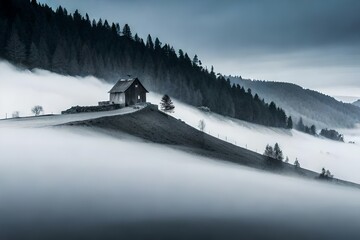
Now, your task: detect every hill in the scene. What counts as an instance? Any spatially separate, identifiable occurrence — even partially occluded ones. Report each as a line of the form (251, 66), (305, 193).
(2, 110), (360, 239)
(0, 0), (287, 128)
(229, 77), (360, 128)
(2, 60), (360, 184)
(352, 99), (360, 108)
(64, 104), (359, 188)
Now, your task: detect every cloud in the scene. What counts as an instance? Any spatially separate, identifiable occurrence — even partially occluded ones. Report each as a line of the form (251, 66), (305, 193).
(148, 92), (360, 184)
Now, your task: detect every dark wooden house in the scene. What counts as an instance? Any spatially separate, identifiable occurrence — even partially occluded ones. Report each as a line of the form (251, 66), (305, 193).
(108, 78), (148, 107)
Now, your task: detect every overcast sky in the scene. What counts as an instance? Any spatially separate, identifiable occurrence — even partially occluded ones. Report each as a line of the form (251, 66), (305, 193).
(39, 0), (360, 97)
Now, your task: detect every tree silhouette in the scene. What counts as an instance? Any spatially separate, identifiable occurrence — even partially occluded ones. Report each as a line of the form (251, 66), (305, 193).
(198, 119), (206, 132)
(31, 105), (43, 116)
(6, 27), (26, 64)
(310, 125), (316, 135)
(294, 159), (300, 169)
(122, 24), (132, 38)
(146, 34), (154, 49)
(160, 94), (175, 113)
(52, 41), (67, 73)
(28, 42), (40, 68)
(274, 143), (284, 161)
(297, 117), (305, 132)
(287, 116), (293, 129)
(264, 144), (274, 158)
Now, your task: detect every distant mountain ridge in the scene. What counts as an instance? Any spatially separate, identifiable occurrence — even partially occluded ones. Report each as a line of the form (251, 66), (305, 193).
(229, 77), (360, 128)
(352, 99), (360, 108)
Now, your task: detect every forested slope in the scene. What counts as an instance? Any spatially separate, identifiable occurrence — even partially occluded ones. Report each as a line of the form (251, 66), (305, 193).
(0, 0), (288, 127)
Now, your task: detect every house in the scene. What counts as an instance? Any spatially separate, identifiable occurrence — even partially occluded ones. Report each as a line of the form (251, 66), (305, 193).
(107, 78), (149, 107)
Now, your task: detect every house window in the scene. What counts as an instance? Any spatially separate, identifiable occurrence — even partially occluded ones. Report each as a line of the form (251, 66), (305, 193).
(138, 95), (140, 100)
(135, 84), (138, 88)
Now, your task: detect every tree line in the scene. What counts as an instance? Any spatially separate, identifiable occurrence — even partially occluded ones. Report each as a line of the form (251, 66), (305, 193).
(295, 117), (344, 142)
(0, 0), (289, 127)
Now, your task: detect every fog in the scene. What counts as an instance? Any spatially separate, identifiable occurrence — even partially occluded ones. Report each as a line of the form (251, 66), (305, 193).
(148, 93), (360, 184)
(0, 61), (112, 118)
(2, 61), (360, 238)
(2, 59), (360, 184)
(1, 127), (360, 239)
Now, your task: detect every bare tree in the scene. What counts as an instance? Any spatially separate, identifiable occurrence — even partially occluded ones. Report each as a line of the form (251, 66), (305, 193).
(31, 105), (44, 116)
(12, 111), (20, 118)
(198, 119), (206, 132)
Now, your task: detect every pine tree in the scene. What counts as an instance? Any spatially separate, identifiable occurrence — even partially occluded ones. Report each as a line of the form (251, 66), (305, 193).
(178, 49), (184, 59)
(310, 125), (316, 135)
(146, 34), (154, 49)
(297, 117), (305, 132)
(320, 167), (326, 178)
(274, 143), (283, 161)
(154, 37), (162, 50)
(79, 44), (95, 76)
(160, 94), (175, 113)
(325, 170), (333, 178)
(122, 24), (132, 38)
(264, 144), (274, 158)
(192, 54), (199, 66)
(52, 41), (67, 73)
(38, 37), (50, 68)
(134, 33), (140, 42)
(294, 158), (300, 168)
(28, 42), (40, 68)
(6, 27), (26, 64)
(68, 43), (79, 75)
(0, 19), (8, 56)
(287, 116), (293, 129)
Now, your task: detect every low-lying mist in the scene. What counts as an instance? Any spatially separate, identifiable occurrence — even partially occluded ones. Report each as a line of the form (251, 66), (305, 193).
(147, 93), (360, 184)
(2, 59), (360, 184)
(1, 127), (360, 239)
(0, 60), (111, 117)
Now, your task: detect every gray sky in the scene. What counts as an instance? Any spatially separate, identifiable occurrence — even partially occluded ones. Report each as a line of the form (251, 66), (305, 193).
(39, 0), (360, 97)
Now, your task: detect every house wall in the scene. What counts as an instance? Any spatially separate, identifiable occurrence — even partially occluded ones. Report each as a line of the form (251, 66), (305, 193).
(125, 80), (147, 106)
(110, 92), (125, 106)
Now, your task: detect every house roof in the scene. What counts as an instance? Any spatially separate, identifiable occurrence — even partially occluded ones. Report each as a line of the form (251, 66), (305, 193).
(108, 78), (148, 93)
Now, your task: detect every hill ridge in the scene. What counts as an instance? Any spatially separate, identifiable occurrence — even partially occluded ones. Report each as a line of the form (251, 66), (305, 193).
(62, 105), (360, 189)
(229, 77), (360, 128)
